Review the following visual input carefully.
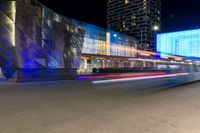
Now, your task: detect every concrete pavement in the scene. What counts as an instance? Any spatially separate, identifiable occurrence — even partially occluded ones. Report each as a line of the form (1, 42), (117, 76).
(0, 80), (200, 133)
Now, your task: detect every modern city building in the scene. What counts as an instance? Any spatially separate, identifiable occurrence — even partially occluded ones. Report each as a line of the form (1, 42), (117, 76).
(0, 0), (192, 81)
(107, 0), (161, 51)
(0, 0), (89, 81)
(0, 0), (150, 80)
(157, 29), (200, 58)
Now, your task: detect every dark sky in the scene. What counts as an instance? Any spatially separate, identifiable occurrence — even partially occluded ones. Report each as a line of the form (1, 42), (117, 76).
(38, 0), (200, 32)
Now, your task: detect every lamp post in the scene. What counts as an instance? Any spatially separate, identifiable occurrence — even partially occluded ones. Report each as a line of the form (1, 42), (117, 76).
(152, 24), (160, 52)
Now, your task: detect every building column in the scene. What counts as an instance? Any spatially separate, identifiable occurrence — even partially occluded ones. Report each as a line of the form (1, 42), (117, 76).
(154, 61), (156, 69)
(84, 59), (87, 69)
(143, 61), (146, 68)
(102, 60), (105, 68)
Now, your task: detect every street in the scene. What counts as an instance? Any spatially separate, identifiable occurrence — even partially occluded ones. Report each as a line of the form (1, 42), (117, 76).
(0, 80), (200, 133)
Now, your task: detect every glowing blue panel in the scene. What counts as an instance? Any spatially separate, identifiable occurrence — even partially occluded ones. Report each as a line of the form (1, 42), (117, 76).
(157, 29), (200, 58)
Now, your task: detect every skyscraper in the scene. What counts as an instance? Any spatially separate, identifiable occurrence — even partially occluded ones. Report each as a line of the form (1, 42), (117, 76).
(107, 0), (161, 51)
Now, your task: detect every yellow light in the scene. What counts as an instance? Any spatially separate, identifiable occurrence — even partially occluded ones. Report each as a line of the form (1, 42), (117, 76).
(10, 1), (16, 47)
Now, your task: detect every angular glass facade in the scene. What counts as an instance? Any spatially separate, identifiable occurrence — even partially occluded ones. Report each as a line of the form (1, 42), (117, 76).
(0, 0), (138, 80)
(72, 20), (138, 57)
(157, 29), (200, 58)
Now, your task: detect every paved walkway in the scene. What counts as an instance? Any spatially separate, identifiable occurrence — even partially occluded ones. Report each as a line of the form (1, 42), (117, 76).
(0, 80), (200, 133)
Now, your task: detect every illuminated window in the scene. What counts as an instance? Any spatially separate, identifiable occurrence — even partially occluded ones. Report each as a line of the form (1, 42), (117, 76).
(125, 0), (129, 4)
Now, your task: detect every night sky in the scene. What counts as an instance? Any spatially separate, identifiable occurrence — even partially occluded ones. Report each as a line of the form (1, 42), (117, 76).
(38, 0), (200, 33)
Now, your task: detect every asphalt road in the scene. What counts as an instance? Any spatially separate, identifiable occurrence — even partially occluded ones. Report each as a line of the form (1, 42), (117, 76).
(0, 80), (200, 133)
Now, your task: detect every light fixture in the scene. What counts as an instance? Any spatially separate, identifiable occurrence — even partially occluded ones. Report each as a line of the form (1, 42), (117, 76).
(152, 25), (160, 31)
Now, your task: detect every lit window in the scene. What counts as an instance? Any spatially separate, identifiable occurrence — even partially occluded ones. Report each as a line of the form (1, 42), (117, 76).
(131, 15), (136, 19)
(125, 0), (129, 4)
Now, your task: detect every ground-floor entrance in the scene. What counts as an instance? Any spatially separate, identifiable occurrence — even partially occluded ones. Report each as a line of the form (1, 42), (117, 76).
(78, 54), (157, 75)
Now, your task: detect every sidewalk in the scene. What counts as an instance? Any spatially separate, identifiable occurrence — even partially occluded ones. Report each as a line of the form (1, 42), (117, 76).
(0, 79), (79, 88)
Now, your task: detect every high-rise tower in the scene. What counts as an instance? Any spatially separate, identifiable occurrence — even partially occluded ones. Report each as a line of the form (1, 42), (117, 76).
(107, 0), (161, 51)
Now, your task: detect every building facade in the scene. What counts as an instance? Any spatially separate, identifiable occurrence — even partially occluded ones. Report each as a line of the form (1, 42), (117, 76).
(107, 0), (161, 51)
(0, 0), (141, 80)
(0, 0), (87, 80)
(157, 29), (200, 58)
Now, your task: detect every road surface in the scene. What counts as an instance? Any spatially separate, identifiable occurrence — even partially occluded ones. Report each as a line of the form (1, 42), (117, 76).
(0, 80), (200, 133)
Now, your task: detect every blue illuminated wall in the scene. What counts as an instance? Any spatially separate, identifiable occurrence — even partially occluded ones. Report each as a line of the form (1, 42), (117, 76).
(0, 0), (138, 80)
(0, 0), (85, 80)
(157, 29), (200, 58)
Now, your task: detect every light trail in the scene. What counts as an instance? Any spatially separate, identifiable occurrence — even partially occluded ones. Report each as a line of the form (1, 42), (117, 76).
(78, 72), (166, 80)
(92, 73), (189, 85)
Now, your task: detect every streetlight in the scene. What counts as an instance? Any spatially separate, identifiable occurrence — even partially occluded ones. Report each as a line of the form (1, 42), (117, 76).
(152, 24), (160, 52)
(152, 25), (160, 32)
